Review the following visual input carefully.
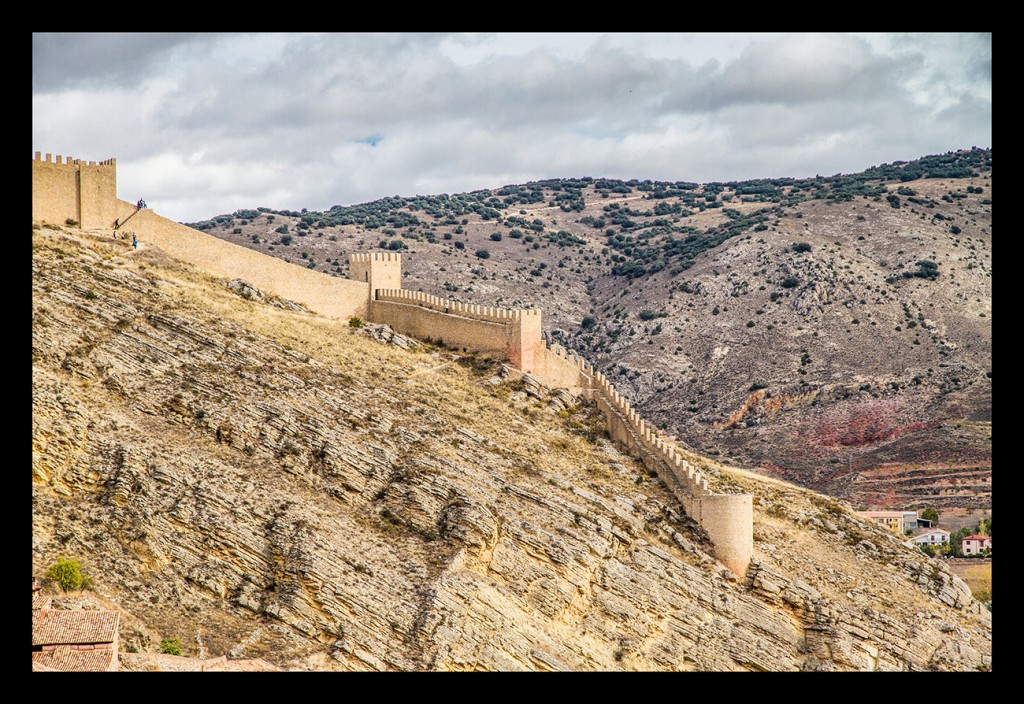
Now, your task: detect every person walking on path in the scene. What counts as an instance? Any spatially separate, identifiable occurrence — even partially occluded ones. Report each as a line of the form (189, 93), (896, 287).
(132, 234), (138, 250)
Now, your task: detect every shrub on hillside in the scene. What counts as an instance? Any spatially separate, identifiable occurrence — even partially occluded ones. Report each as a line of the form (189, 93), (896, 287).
(159, 638), (182, 656)
(45, 557), (92, 593)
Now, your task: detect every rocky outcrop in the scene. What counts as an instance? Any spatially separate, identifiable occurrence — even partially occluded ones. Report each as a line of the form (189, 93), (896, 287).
(31, 227), (992, 671)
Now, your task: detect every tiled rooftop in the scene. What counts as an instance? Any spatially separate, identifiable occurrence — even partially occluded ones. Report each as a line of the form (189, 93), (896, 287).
(32, 645), (117, 672)
(33, 608), (119, 646)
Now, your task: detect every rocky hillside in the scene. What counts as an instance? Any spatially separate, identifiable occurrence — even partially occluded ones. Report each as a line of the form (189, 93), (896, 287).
(188, 149), (992, 512)
(31, 224), (991, 671)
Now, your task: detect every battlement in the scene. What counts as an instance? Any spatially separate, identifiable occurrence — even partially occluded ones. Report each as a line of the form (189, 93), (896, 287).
(32, 150), (118, 229)
(34, 151), (116, 168)
(589, 366), (713, 497)
(34, 151), (752, 578)
(349, 252), (402, 264)
(532, 339), (753, 575)
(375, 289), (541, 323)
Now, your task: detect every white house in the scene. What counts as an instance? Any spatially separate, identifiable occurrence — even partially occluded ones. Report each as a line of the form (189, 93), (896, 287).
(909, 529), (950, 546)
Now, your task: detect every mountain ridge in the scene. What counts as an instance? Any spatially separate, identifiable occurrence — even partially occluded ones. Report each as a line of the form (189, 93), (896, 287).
(188, 148), (992, 512)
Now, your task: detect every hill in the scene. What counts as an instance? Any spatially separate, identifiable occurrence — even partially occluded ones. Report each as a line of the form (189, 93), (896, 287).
(188, 148), (992, 512)
(31, 223), (991, 670)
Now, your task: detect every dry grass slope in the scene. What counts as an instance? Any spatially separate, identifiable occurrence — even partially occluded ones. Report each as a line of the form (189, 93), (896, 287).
(31, 223), (991, 671)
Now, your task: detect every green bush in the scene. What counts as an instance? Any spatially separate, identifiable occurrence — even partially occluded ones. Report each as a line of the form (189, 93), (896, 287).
(45, 557), (89, 593)
(792, 242), (812, 253)
(159, 638), (182, 656)
(348, 316), (363, 328)
(475, 249), (491, 259)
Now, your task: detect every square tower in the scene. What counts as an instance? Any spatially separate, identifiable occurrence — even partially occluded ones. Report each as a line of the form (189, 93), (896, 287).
(349, 252), (403, 300)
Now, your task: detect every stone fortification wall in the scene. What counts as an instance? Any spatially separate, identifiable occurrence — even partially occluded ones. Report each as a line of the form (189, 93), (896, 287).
(372, 295), (516, 358)
(32, 152), (117, 230)
(372, 288), (542, 369)
(533, 343), (592, 392)
(117, 201), (371, 320)
(521, 342), (753, 575)
(585, 367), (753, 575)
(33, 150), (751, 576)
(366, 288), (754, 576)
(350, 252), (402, 294)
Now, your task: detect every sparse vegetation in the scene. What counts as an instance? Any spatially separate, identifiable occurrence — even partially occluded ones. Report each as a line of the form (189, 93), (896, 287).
(159, 638), (183, 656)
(45, 557), (92, 593)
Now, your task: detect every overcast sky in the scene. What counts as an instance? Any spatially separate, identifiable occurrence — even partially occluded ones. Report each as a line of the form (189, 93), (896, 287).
(33, 32), (991, 224)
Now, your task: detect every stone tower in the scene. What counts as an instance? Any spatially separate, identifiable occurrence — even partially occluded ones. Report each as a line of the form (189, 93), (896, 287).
(349, 252), (402, 302)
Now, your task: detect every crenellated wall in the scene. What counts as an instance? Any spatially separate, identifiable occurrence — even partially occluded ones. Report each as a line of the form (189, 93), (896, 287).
(32, 152), (118, 229)
(370, 287), (544, 372)
(350, 252), (402, 294)
(33, 151), (752, 577)
(487, 334), (753, 575)
(584, 367), (753, 575)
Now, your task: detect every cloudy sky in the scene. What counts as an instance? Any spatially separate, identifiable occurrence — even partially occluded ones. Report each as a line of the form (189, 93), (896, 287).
(33, 32), (991, 224)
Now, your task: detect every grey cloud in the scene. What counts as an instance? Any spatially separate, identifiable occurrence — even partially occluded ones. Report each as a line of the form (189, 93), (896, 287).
(32, 33), (992, 223)
(690, 34), (910, 110)
(32, 33), (212, 92)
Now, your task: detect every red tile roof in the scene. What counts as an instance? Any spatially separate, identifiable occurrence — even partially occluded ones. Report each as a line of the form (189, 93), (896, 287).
(33, 609), (119, 646)
(32, 646), (117, 672)
(963, 535), (991, 541)
(32, 593), (52, 611)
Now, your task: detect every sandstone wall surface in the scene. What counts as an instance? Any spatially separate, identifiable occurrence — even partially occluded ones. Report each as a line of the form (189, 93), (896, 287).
(120, 203), (371, 320)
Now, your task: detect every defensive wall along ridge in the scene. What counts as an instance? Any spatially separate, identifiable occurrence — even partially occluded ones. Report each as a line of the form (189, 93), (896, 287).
(33, 151), (372, 321)
(32, 151), (753, 576)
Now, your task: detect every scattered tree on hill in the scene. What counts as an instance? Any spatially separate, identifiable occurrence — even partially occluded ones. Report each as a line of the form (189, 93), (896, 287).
(45, 557), (92, 593)
(159, 638), (183, 656)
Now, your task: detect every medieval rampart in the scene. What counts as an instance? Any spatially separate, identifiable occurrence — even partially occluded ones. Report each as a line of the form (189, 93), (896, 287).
(585, 367), (753, 575)
(32, 152), (118, 230)
(31, 151), (753, 576)
(529, 343), (753, 575)
(371, 288), (543, 370)
(115, 203), (372, 320)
